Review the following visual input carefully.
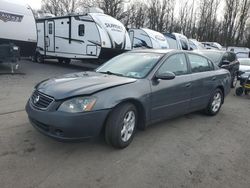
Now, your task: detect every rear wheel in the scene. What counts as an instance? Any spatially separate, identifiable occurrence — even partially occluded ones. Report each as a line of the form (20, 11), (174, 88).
(236, 87), (244, 96)
(105, 103), (137, 149)
(205, 89), (223, 116)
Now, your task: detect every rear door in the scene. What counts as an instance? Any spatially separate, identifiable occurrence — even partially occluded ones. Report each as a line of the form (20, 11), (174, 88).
(187, 53), (216, 111)
(150, 53), (192, 121)
(46, 21), (55, 52)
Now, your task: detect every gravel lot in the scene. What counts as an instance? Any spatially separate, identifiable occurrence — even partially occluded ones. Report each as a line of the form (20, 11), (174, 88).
(0, 60), (250, 188)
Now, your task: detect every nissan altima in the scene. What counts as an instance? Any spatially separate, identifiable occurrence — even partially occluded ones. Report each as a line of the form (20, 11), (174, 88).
(26, 50), (231, 149)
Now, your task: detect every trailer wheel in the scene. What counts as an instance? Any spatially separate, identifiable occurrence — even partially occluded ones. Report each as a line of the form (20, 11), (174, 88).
(58, 58), (71, 65)
(36, 53), (44, 63)
(64, 59), (71, 65)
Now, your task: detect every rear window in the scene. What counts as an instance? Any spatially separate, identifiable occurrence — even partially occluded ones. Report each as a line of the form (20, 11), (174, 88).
(188, 54), (213, 73)
(198, 51), (223, 64)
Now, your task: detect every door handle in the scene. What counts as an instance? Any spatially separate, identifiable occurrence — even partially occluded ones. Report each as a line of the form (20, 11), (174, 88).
(185, 83), (192, 88)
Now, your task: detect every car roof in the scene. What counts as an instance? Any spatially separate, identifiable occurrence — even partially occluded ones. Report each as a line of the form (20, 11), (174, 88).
(129, 49), (175, 54)
(196, 50), (225, 54)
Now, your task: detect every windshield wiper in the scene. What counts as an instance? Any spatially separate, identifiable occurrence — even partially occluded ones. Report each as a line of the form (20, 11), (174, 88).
(99, 71), (124, 77)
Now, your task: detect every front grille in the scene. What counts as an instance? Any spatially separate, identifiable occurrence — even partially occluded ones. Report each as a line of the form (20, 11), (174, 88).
(31, 90), (54, 110)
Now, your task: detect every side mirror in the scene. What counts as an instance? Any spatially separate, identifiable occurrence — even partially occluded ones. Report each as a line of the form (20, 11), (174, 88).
(155, 71), (176, 80)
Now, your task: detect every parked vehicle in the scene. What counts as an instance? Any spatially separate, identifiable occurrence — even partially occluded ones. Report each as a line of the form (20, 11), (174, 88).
(236, 71), (250, 96)
(0, 0), (36, 72)
(227, 47), (250, 58)
(129, 28), (169, 49)
(162, 32), (190, 50)
(35, 12), (131, 63)
(189, 39), (205, 50)
(238, 58), (250, 73)
(26, 49), (231, 149)
(197, 50), (239, 88)
(163, 33), (180, 49)
(202, 42), (223, 50)
(0, 0), (37, 58)
(173, 33), (190, 50)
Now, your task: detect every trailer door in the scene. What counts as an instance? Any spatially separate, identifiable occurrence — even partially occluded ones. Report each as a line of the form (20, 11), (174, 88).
(46, 21), (55, 52)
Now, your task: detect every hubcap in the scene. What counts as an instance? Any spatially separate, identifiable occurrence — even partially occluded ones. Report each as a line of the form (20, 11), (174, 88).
(211, 92), (222, 113)
(121, 111), (135, 142)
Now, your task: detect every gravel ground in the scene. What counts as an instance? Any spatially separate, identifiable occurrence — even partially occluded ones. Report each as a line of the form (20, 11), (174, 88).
(0, 60), (250, 188)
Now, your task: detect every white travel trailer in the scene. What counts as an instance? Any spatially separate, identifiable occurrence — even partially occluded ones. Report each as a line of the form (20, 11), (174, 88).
(172, 33), (191, 50)
(35, 12), (132, 63)
(128, 28), (169, 49)
(0, 0), (37, 57)
(163, 32), (191, 50)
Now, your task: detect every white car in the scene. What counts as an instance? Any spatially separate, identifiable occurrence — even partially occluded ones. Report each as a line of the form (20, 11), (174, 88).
(238, 58), (250, 72)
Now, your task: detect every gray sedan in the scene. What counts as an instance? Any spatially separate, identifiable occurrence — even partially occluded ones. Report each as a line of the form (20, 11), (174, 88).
(26, 49), (231, 149)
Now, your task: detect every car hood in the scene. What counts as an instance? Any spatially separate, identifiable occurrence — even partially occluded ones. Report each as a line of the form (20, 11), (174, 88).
(36, 71), (137, 100)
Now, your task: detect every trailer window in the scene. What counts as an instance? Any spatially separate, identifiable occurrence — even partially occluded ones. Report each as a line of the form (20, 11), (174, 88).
(48, 23), (53, 34)
(79, 25), (85, 36)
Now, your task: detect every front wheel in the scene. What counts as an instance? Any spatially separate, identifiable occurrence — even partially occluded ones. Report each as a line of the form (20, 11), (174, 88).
(205, 89), (223, 116)
(105, 103), (137, 149)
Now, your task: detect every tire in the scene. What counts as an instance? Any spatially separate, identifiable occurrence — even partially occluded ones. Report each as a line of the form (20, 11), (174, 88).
(236, 87), (244, 96)
(231, 73), (238, 88)
(36, 53), (44, 63)
(58, 58), (71, 65)
(205, 89), (223, 116)
(105, 103), (137, 149)
(64, 59), (71, 65)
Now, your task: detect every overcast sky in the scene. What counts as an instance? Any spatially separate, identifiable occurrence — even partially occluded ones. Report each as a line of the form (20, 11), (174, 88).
(14, 0), (42, 9)
(12, 0), (224, 20)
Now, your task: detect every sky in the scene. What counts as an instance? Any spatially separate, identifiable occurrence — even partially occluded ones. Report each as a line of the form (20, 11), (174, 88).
(11, 0), (224, 20)
(13, 0), (42, 10)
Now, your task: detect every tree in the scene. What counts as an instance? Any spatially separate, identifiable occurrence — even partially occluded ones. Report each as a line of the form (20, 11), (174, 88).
(41, 0), (86, 16)
(99, 0), (128, 20)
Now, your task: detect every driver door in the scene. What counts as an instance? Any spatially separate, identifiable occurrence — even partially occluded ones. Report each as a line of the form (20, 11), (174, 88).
(150, 53), (192, 122)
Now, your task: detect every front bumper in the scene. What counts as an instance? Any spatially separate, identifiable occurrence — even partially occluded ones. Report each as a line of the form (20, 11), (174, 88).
(26, 100), (110, 141)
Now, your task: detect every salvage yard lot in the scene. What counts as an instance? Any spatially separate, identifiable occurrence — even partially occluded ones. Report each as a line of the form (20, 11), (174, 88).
(0, 60), (250, 188)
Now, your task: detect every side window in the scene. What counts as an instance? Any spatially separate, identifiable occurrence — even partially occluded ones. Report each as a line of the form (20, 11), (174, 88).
(48, 23), (53, 34)
(79, 24), (85, 36)
(188, 54), (213, 73)
(158, 54), (188, 76)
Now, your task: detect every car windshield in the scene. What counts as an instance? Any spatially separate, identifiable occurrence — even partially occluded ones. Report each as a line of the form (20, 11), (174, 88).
(239, 59), (250, 66)
(96, 53), (163, 78)
(199, 51), (222, 64)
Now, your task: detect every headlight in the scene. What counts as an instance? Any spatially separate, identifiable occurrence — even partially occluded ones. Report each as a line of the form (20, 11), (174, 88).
(58, 97), (97, 113)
